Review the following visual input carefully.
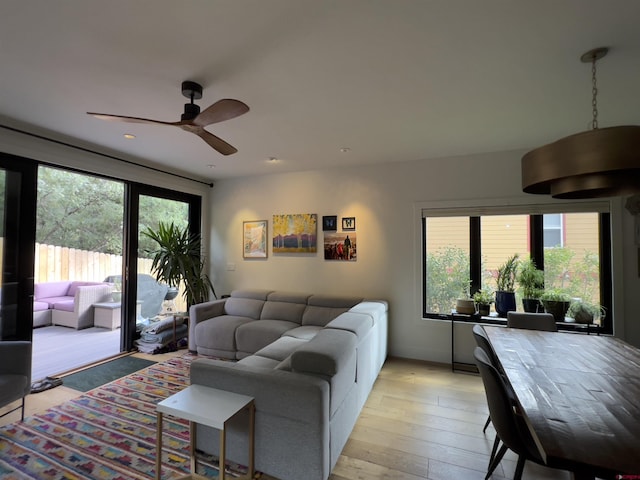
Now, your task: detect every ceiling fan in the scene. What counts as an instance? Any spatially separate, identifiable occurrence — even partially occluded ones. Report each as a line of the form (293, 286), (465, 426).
(88, 81), (249, 155)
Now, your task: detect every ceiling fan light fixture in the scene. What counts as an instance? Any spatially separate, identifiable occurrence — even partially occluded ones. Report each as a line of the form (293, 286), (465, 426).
(521, 47), (640, 199)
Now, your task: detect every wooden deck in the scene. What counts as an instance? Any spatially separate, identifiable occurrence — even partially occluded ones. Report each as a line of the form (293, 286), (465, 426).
(31, 325), (122, 381)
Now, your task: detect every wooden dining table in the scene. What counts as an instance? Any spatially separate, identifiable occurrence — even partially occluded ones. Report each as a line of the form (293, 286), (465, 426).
(482, 325), (640, 478)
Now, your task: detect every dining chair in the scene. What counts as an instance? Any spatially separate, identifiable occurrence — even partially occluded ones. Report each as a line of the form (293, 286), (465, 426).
(506, 312), (557, 332)
(474, 346), (573, 479)
(0, 341), (32, 421)
(472, 324), (500, 433)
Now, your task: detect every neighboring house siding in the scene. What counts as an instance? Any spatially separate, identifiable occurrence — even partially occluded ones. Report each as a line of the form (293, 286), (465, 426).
(426, 213), (599, 273)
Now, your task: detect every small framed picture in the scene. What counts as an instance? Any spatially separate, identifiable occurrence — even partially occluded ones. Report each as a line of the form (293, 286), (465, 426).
(322, 215), (337, 231)
(243, 220), (268, 258)
(342, 217), (356, 231)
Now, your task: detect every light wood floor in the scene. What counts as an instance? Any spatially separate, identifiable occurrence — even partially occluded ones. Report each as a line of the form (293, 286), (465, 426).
(1, 355), (572, 480)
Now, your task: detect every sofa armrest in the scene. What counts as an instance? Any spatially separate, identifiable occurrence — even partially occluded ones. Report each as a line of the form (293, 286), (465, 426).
(188, 299), (227, 351)
(190, 358), (329, 424)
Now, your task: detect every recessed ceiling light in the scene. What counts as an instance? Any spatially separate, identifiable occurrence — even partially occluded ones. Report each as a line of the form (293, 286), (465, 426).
(207, 164), (216, 169)
(340, 147), (350, 153)
(268, 156), (280, 163)
(123, 133), (136, 139)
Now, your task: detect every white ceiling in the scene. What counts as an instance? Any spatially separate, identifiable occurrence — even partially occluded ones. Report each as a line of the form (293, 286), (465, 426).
(1, 0), (639, 181)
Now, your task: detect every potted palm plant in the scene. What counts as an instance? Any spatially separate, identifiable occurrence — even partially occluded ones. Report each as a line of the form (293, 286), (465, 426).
(142, 222), (216, 309)
(517, 258), (544, 313)
(495, 253), (519, 317)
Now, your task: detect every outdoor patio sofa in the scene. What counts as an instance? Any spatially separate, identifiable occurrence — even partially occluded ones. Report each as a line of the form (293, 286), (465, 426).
(33, 281), (113, 329)
(188, 289), (388, 480)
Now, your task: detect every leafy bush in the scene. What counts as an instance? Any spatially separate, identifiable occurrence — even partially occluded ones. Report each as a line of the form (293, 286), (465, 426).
(426, 247), (470, 313)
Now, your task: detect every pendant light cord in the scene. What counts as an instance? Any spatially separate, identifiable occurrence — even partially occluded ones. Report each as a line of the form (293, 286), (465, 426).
(591, 56), (599, 130)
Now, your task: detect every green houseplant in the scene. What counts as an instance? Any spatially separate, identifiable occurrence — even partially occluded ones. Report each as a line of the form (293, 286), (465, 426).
(472, 289), (493, 316)
(517, 258), (544, 312)
(495, 253), (519, 317)
(567, 300), (605, 325)
(142, 222), (216, 309)
(540, 289), (572, 323)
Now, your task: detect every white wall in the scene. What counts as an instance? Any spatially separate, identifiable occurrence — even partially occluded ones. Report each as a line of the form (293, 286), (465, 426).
(209, 148), (640, 363)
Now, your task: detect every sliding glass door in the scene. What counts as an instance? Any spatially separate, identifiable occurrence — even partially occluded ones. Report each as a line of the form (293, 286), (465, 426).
(0, 153), (37, 342)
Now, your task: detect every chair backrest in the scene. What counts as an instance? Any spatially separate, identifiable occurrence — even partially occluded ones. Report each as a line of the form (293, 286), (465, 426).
(507, 312), (557, 332)
(474, 347), (540, 460)
(472, 324), (501, 369)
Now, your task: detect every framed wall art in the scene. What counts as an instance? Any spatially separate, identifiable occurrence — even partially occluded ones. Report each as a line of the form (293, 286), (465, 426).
(342, 217), (356, 231)
(243, 220), (268, 258)
(322, 215), (337, 231)
(324, 232), (356, 261)
(272, 214), (317, 253)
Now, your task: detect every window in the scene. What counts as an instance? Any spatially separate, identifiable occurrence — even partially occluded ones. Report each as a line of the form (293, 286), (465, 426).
(422, 203), (612, 333)
(543, 213), (563, 248)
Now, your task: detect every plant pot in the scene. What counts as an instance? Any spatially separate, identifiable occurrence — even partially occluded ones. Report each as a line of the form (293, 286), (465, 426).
(522, 298), (542, 313)
(476, 303), (491, 316)
(495, 291), (516, 318)
(543, 300), (570, 323)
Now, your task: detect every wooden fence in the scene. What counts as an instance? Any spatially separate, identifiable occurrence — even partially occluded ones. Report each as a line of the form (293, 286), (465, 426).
(34, 243), (152, 284)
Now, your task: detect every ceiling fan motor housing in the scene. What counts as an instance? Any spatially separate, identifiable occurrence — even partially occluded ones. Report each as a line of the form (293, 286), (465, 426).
(181, 103), (201, 121)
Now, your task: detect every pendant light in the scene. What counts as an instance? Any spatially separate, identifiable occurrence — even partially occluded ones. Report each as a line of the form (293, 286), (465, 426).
(522, 47), (640, 199)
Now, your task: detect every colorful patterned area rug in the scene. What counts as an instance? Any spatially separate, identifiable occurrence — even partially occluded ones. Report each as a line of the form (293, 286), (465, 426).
(0, 354), (260, 480)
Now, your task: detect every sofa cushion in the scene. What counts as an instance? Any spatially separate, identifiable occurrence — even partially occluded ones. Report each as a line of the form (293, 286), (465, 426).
(235, 319), (299, 357)
(224, 297), (265, 319)
(33, 301), (50, 312)
(302, 306), (351, 327)
(34, 281), (71, 300)
(254, 336), (308, 361)
(307, 294), (363, 309)
(260, 301), (306, 324)
(266, 291), (311, 304)
(194, 315), (254, 352)
(291, 329), (357, 416)
(238, 355), (281, 369)
(325, 312), (373, 339)
(52, 299), (75, 312)
(283, 325), (323, 340)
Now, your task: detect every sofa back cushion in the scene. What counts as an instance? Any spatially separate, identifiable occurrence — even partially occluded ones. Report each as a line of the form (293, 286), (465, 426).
(67, 281), (105, 296)
(301, 294), (363, 327)
(34, 281), (71, 300)
(260, 301), (306, 323)
(224, 297), (265, 320)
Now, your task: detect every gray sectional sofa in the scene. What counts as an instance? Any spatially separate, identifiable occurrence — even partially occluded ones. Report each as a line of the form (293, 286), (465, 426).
(188, 289), (388, 480)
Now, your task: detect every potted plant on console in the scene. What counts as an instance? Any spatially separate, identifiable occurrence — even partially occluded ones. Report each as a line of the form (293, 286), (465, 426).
(517, 257), (544, 313)
(472, 289), (493, 317)
(567, 299), (605, 325)
(540, 289), (572, 323)
(495, 253), (519, 317)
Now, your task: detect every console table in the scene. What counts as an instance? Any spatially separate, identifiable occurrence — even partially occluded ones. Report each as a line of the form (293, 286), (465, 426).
(156, 385), (255, 480)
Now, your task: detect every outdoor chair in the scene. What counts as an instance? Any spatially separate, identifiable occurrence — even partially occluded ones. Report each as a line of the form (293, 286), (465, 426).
(506, 312), (557, 332)
(0, 341), (32, 421)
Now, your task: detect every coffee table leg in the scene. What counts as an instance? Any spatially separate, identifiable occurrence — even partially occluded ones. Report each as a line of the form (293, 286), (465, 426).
(219, 427), (226, 480)
(190, 420), (196, 473)
(156, 412), (163, 480)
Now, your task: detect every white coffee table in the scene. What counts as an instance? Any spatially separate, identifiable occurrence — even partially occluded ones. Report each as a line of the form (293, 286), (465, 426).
(155, 384), (255, 480)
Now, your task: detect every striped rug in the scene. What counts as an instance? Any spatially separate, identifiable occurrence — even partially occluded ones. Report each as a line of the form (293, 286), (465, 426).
(0, 354), (258, 479)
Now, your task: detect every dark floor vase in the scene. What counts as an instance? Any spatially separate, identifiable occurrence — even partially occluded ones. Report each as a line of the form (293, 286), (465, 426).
(495, 291), (516, 317)
(543, 301), (571, 323)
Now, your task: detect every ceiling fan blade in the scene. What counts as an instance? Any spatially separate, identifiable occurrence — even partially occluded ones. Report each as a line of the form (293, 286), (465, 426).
(186, 126), (238, 155)
(192, 99), (249, 127)
(87, 112), (181, 126)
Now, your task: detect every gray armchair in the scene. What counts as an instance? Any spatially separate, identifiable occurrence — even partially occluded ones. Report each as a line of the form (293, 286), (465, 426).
(0, 341), (32, 421)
